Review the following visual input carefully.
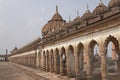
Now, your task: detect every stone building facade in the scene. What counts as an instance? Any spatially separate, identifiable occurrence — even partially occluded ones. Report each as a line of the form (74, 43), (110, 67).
(9, 0), (120, 80)
(9, 38), (41, 68)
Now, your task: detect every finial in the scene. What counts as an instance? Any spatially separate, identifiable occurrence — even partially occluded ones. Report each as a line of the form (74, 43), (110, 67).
(87, 3), (89, 10)
(86, 3), (90, 13)
(69, 15), (71, 22)
(99, 0), (103, 5)
(56, 5), (58, 13)
(100, 0), (102, 3)
(77, 10), (79, 17)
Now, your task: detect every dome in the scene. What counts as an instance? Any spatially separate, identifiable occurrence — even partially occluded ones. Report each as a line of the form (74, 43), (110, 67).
(82, 9), (93, 21)
(109, 0), (120, 8)
(93, 2), (108, 16)
(51, 12), (63, 21)
(73, 16), (81, 25)
(42, 6), (66, 36)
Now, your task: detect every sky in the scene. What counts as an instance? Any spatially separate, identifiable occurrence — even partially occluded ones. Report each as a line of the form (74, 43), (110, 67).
(0, 0), (111, 54)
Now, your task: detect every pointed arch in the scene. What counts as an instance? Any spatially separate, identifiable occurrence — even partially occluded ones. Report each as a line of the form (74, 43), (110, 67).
(60, 46), (67, 76)
(50, 49), (54, 72)
(77, 42), (84, 72)
(104, 35), (120, 55)
(88, 39), (101, 79)
(77, 42), (84, 51)
(55, 48), (60, 74)
(104, 35), (120, 78)
(68, 45), (75, 77)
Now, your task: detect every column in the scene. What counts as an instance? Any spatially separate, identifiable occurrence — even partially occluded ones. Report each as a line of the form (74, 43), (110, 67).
(54, 55), (57, 74)
(49, 54), (52, 72)
(60, 53), (63, 75)
(36, 49), (39, 69)
(66, 50), (71, 78)
(101, 53), (107, 80)
(74, 49), (79, 80)
(117, 55), (120, 79)
(51, 55), (54, 72)
(43, 55), (46, 71)
(86, 50), (92, 80)
(46, 54), (50, 72)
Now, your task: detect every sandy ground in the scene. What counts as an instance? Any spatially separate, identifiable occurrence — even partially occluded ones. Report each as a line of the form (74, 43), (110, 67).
(0, 62), (47, 80)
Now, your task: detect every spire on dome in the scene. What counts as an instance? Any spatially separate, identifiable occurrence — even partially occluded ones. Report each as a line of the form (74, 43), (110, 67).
(69, 15), (71, 22)
(77, 10), (79, 17)
(56, 5), (58, 13)
(87, 3), (89, 10)
(99, 0), (103, 5)
(86, 3), (90, 13)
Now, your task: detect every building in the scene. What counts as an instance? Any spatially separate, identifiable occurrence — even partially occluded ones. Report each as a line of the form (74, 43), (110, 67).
(9, 0), (120, 80)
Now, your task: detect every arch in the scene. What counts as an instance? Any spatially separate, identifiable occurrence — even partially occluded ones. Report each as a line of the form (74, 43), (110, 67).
(104, 35), (120, 79)
(61, 47), (66, 55)
(77, 42), (85, 74)
(55, 48), (60, 74)
(88, 39), (101, 79)
(50, 49), (54, 72)
(88, 39), (99, 56)
(68, 45), (75, 77)
(61, 47), (67, 76)
(104, 35), (120, 55)
(77, 42), (84, 50)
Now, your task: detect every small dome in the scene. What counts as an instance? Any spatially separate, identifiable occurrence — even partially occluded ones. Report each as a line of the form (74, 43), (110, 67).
(93, 2), (108, 16)
(82, 9), (93, 21)
(64, 21), (73, 28)
(42, 6), (66, 36)
(73, 16), (81, 25)
(109, 0), (120, 8)
(51, 12), (63, 21)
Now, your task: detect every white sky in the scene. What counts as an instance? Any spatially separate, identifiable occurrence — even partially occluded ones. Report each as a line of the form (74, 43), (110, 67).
(0, 0), (111, 54)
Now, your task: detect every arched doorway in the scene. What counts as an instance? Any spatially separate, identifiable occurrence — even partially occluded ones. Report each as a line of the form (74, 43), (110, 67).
(55, 48), (60, 74)
(50, 49), (54, 72)
(89, 40), (101, 80)
(104, 35), (120, 79)
(61, 47), (67, 76)
(68, 45), (75, 77)
(77, 43), (86, 79)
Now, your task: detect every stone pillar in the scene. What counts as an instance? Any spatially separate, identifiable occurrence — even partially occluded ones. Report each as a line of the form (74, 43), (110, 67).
(54, 55), (57, 74)
(66, 49), (71, 78)
(101, 53), (107, 80)
(36, 49), (39, 69)
(49, 54), (52, 72)
(46, 54), (50, 72)
(74, 49), (79, 80)
(60, 53), (63, 75)
(43, 55), (46, 71)
(117, 55), (120, 75)
(86, 50), (92, 80)
(51, 55), (54, 72)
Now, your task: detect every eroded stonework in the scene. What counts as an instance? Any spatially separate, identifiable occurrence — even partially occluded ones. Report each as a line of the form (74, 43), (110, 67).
(9, 0), (120, 80)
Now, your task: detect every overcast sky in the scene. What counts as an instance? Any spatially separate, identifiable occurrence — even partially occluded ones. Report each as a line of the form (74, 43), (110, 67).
(0, 0), (111, 54)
